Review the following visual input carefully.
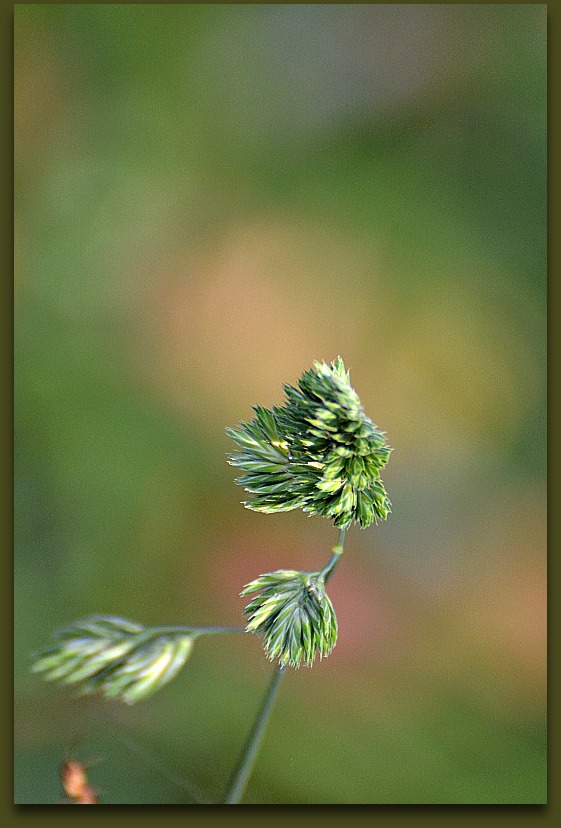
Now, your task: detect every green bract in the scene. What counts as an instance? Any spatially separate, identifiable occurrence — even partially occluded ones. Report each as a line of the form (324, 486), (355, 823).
(242, 570), (338, 668)
(31, 615), (194, 705)
(227, 357), (392, 528)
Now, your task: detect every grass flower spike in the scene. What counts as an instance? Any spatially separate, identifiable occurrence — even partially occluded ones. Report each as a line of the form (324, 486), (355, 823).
(31, 615), (195, 705)
(227, 357), (392, 528)
(31, 357), (394, 803)
(241, 570), (338, 668)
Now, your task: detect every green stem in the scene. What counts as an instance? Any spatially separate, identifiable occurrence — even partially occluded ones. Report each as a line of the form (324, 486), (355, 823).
(146, 625), (246, 639)
(192, 626), (247, 636)
(222, 665), (286, 804)
(319, 526), (347, 584)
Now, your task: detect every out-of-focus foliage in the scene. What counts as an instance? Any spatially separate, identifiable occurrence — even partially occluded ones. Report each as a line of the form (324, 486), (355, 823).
(31, 615), (195, 705)
(15, 4), (545, 804)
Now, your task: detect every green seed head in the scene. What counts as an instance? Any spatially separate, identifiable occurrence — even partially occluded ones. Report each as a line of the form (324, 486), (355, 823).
(227, 357), (392, 528)
(31, 616), (194, 704)
(241, 570), (338, 669)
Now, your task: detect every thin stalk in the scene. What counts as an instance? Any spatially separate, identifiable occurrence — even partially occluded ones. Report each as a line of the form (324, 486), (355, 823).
(145, 625), (246, 639)
(192, 626), (247, 636)
(320, 526), (347, 584)
(222, 665), (286, 804)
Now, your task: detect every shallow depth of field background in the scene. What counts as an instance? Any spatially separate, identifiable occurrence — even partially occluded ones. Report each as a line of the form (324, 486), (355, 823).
(14, 4), (546, 805)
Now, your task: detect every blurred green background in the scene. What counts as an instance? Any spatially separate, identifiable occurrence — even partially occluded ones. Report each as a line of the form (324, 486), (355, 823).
(14, 3), (546, 805)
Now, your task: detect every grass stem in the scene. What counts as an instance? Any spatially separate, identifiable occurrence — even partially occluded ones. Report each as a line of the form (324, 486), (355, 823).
(222, 665), (285, 804)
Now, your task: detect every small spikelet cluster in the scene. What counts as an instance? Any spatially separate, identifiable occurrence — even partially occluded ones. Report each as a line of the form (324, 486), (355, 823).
(241, 570), (338, 668)
(31, 616), (194, 705)
(227, 357), (392, 528)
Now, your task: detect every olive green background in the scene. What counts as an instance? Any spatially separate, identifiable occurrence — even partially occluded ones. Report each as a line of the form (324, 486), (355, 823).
(14, 3), (546, 805)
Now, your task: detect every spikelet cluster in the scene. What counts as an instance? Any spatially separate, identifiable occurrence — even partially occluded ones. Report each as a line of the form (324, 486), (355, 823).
(241, 570), (338, 668)
(227, 357), (392, 528)
(31, 615), (194, 705)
